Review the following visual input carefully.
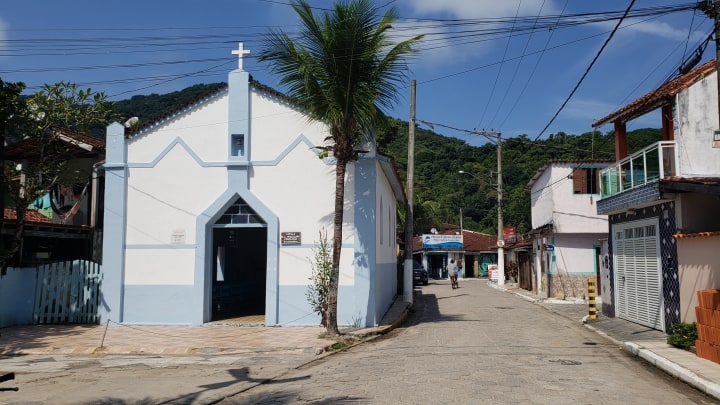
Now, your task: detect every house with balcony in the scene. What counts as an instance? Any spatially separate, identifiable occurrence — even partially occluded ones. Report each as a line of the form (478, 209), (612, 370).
(527, 160), (612, 300)
(593, 59), (720, 333)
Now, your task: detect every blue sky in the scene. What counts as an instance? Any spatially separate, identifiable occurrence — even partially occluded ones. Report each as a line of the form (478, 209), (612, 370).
(0, 1), (713, 146)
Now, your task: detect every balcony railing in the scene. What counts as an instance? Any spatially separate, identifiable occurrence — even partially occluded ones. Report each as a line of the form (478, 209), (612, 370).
(599, 141), (676, 198)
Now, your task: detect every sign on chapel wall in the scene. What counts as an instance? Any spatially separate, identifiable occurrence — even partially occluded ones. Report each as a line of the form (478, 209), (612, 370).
(281, 232), (301, 246)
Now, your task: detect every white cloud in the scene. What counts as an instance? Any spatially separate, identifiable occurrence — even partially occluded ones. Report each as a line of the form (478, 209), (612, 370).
(396, 0), (561, 69)
(391, 19), (486, 68)
(401, 0), (556, 19)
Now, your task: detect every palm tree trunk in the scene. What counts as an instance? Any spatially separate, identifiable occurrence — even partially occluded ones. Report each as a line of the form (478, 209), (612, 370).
(326, 158), (347, 336)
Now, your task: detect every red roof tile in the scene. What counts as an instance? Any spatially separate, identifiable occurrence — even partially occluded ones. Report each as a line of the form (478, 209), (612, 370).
(3, 208), (53, 224)
(593, 59), (716, 127)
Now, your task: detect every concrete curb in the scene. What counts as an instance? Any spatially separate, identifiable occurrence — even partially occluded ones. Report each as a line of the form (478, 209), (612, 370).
(375, 302), (412, 335)
(624, 342), (720, 400)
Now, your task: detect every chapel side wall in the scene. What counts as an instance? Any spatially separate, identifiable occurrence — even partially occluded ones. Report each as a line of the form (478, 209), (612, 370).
(374, 160), (399, 324)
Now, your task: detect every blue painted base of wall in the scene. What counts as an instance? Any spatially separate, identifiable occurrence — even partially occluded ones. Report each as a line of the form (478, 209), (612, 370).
(278, 285), (364, 326)
(119, 282), (395, 327)
(0, 267), (36, 327)
(123, 285), (196, 325)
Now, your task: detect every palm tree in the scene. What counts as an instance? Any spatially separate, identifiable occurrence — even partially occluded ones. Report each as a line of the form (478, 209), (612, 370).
(258, 0), (421, 335)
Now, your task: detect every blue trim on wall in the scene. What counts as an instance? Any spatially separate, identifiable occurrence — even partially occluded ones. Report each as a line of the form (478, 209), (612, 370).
(101, 122), (128, 323)
(127, 137), (229, 168)
(282, 243), (354, 249)
(228, 69), (251, 163)
(195, 188), (280, 326)
(277, 285), (358, 326)
(374, 261), (397, 325)
(123, 285), (195, 325)
(126, 244), (196, 250)
(0, 267), (36, 326)
(122, 134), (331, 169)
(253, 134), (324, 166)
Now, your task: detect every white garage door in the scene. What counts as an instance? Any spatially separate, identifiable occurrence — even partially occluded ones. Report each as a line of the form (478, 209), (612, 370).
(613, 218), (663, 330)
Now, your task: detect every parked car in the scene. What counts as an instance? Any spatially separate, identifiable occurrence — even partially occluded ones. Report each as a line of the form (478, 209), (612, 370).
(413, 261), (429, 286)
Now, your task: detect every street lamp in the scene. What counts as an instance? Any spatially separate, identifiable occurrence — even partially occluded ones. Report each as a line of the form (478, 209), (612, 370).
(458, 132), (504, 286)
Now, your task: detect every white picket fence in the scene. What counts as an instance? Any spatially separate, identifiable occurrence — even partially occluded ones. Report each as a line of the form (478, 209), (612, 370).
(33, 260), (103, 324)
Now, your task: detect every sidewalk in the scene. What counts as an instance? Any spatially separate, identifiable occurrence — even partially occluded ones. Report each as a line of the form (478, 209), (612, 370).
(0, 300), (411, 357)
(494, 281), (720, 400)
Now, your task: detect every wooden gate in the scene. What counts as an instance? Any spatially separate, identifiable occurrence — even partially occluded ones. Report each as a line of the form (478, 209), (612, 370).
(518, 251), (532, 291)
(33, 260), (103, 324)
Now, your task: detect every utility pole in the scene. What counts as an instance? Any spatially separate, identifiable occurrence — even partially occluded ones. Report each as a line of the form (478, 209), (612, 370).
(495, 132), (505, 287)
(470, 130), (504, 286)
(403, 80), (416, 304)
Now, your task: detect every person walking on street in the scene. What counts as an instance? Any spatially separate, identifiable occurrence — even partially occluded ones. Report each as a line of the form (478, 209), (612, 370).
(447, 259), (459, 289)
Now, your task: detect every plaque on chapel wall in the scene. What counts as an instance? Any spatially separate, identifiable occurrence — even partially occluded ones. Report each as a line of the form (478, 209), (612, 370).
(281, 232), (301, 246)
(171, 229), (186, 244)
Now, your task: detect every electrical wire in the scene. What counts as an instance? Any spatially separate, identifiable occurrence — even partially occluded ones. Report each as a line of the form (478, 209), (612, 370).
(533, 0), (637, 142)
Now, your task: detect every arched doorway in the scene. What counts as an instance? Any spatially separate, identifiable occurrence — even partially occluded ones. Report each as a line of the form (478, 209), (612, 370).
(210, 197), (267, 322)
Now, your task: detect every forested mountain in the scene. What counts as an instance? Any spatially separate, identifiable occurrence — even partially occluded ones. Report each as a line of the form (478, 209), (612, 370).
(378, 120), (661, 236)
(113, 83), (225, 126)
(113, 84), (662, 237)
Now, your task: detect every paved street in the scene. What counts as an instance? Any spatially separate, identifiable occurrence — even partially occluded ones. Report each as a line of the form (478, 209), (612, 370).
(2, 279), (719, 404)
(221, 279), (718, 404)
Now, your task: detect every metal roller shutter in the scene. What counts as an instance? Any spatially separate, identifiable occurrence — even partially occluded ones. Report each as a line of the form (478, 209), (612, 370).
(613, 218), (663, 330)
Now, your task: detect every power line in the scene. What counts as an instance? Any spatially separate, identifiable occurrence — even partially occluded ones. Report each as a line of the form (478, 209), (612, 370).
(533, 0), (637, 142)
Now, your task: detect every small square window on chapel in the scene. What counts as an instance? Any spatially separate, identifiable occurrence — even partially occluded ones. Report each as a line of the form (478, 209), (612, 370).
(231, 134), (245, 156)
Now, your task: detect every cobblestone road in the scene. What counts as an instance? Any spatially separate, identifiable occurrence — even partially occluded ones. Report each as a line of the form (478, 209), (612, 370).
(222, 279), (719, 405)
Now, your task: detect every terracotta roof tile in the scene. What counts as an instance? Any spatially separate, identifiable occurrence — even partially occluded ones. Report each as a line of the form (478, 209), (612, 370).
(593, 59), (716, 127)
(3, 208), (53, 224)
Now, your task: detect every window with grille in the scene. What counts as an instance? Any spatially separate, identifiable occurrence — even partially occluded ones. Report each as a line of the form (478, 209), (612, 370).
(216, 197), (262, 224)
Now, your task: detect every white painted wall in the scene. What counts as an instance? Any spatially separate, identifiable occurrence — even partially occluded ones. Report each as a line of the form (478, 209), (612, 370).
(125, 153), (227, 245)
(529, 167), (554, 229)
(675, 70), (720, 176)
(129, 96), (229, 163)
(530, 163), (607, 233)
(552, 233), (602, 274)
